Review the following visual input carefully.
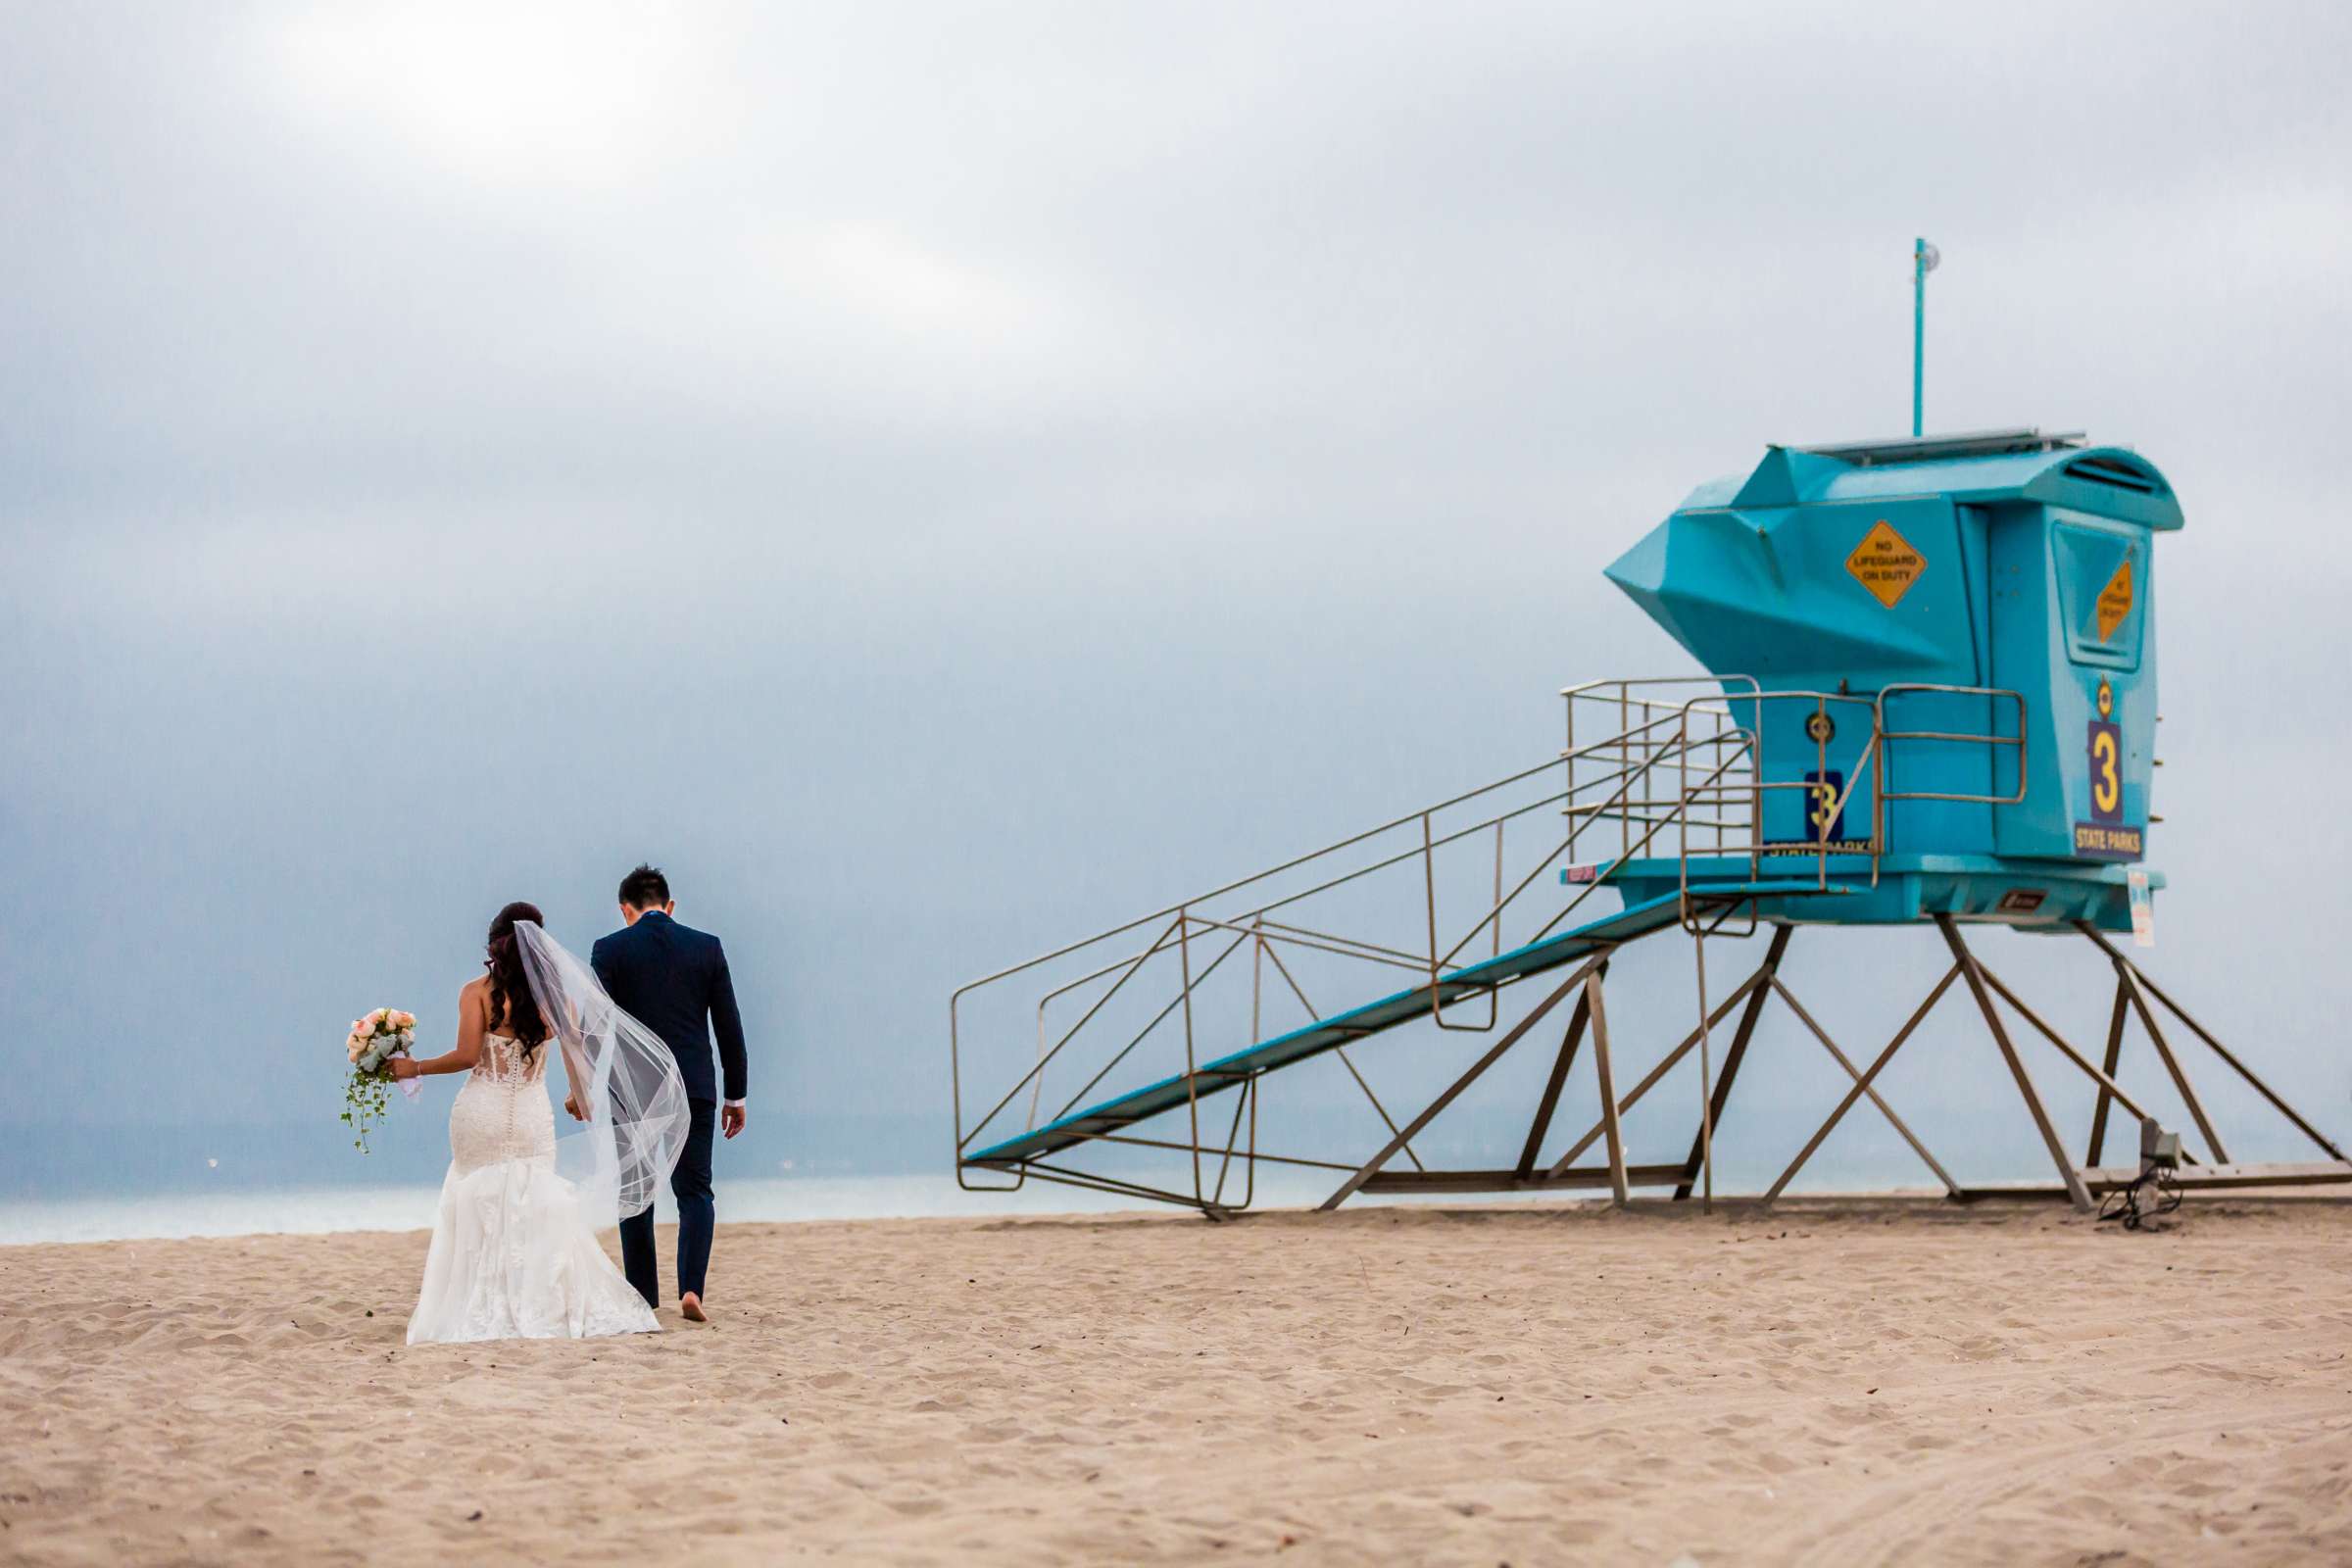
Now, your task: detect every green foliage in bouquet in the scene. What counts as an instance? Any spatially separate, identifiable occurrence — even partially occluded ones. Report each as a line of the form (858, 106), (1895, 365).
(343, 1069), (395, 1152)
(344, 1008), (416, 1154)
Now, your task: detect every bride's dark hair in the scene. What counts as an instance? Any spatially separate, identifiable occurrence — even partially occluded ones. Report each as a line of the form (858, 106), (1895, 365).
(485, 901), (553, 1059)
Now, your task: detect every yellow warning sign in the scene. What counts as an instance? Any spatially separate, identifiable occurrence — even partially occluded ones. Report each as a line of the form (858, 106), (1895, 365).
(2095, 557), (2134, 641)
(1846, 519), (1925, 609)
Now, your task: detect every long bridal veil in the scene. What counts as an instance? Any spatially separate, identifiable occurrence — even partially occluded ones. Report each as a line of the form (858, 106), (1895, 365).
(513, 920), (690, 1228)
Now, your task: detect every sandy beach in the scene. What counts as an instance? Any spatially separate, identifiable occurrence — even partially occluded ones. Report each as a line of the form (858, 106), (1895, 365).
(3, 1197), (2348, 1566)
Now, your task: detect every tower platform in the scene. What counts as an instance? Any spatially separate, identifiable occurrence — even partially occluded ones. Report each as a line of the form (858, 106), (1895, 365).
(1595, 855), (2160, 931)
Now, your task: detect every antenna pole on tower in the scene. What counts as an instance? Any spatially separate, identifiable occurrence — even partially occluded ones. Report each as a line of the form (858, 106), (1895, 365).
(1912, 237), (1938, 437)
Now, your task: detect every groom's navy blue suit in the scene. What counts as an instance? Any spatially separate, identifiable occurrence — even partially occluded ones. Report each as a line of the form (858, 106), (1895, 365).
(591, 910), (747, 1307)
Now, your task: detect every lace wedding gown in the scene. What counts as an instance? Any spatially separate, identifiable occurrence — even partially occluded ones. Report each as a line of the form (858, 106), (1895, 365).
(406, 1034), (659, 1344)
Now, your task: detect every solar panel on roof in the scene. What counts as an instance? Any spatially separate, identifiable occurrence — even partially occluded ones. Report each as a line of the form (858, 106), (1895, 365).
(1792, 428), (2086, 466)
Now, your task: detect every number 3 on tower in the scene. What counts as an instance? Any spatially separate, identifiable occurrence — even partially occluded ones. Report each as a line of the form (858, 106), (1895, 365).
(2086, 720), (2123, 825)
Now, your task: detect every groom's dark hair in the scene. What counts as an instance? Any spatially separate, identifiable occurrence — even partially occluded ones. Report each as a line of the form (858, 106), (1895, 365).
(618, 863), (671, 909)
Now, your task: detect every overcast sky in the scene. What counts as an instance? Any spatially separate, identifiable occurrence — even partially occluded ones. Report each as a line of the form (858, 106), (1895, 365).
(5, 2), (2349, 1200)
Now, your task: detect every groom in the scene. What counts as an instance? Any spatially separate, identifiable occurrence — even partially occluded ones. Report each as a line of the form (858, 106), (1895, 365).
(585, 863), (748, 1323)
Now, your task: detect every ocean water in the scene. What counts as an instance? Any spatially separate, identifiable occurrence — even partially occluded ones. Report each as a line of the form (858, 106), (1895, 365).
(0, 1158), (1919, 1246)
(1, 1092), (1934, 1245)
(0, 1168), (1457, 1246)
(0, 1174), (1171, 1247)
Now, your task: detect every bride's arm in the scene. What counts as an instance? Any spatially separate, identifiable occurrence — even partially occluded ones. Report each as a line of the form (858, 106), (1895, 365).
(559, 1033), (590, 1121)
(391, 984), (487, 1080)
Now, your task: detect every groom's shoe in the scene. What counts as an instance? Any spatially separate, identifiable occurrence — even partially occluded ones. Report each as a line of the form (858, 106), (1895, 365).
(679, 1292), (709, 1323)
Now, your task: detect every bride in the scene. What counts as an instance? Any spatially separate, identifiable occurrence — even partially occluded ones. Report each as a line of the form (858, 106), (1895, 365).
(391, 901), (691, 1344)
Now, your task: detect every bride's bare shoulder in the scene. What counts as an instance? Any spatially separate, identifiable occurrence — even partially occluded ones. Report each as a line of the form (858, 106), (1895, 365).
(458, 975), (489, 1009)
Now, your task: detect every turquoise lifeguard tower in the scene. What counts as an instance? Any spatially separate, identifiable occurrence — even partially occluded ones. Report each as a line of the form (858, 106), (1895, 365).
(952, 430), (2348, 1215)
(1600, 427), (2169, 928)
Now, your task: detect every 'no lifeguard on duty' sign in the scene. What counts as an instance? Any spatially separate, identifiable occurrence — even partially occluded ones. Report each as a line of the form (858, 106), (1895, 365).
(1846, 519), (1925, 609)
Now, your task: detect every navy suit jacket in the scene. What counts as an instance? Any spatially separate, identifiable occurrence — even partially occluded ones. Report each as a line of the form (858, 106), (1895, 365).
(590, 911), (747, 1104)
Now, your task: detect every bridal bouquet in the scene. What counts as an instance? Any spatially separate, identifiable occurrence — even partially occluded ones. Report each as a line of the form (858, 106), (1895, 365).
(343, 1007), (418, 1153)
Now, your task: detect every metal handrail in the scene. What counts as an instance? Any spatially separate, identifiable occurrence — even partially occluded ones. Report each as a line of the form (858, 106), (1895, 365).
(956, 729), (1725, 1152)
(1875, 683), (2030, 805)
(1424, 722), (1739, 1028)
(954, 719), (1678, 1002)
(951, 720), (1692, 1174)
(1563, 678), (2031, 892)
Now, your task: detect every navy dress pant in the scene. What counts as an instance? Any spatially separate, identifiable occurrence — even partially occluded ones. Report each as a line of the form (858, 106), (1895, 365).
(620, 1098), (716, 1305)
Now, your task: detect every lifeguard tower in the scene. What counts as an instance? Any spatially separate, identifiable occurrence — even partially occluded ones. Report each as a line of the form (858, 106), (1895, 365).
(951, 429), (2350, 1215)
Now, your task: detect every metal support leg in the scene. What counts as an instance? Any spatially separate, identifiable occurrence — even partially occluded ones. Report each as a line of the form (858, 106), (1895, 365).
(1587, 970), (1631, 1206)
(1544, 964), (1774, 1179)
(1974, 962), (2175, 1153)
(1261, 939), (1425, 1172)
(1210, 1072), (1253, 1207)
(2114, 962), (2230, 1164)
(1674, 925), (1791, 1199)
(2085, 978), (2131, 1167)
(1692, 930), (1715, 1211)
(1939, 915), (2092, 1212)
(1515, 977), (1595, 1180)
(1762, 964), (1960, 1204)
(1771, 979), (1962, 1197)
(2079, 923), (2348, 1162)
(1177, 907), (1204, 1203)
(1319, 959), (1598, 1211)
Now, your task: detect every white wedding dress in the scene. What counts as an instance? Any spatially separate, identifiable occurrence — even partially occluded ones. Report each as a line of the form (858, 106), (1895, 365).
(406, 1033), (659, 1344)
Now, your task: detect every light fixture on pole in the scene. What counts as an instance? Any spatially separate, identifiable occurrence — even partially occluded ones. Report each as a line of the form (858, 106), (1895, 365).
(1913, 237), (1940, 437)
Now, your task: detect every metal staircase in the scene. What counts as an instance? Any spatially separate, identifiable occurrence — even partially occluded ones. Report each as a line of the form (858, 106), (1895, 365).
(951, 679), (1857, 1213)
